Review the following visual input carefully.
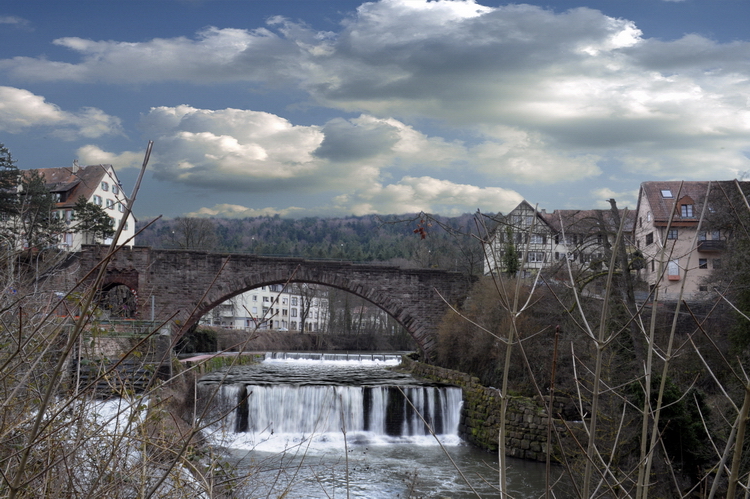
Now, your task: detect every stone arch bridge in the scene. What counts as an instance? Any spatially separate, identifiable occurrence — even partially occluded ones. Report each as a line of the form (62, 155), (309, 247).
(74, 245), (474, 359)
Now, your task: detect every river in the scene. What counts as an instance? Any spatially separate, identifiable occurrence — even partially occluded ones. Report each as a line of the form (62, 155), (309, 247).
(197, 353), (548, 498)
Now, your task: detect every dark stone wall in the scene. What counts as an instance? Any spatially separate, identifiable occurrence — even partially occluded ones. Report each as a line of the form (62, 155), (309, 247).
(75, 245), (474, 359)
(401, 357), (583, 462)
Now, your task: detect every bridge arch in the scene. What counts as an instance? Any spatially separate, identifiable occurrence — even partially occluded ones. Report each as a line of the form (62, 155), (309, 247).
(75, 246), (474, 359)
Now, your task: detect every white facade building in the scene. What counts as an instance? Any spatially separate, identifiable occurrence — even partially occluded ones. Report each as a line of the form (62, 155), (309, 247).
(35, 163), (135, 251)
(202, 284), (329, 332)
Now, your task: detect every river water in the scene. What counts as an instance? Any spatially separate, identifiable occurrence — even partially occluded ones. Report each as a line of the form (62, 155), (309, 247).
(198, 353), (548, 498)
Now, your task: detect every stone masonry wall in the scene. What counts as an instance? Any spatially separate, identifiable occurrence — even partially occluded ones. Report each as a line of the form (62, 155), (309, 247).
(401, 357), (581, 462)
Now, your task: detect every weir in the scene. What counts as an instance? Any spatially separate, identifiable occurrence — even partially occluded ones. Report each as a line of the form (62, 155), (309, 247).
(198, 352), (462, 443)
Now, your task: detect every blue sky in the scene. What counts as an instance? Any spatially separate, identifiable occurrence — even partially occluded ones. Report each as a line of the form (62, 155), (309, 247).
(1, 0), (749, 220)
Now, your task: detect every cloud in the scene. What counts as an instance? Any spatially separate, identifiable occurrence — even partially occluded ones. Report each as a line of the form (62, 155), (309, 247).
(185, 204), (306, 218)
(4, 0), (749, 205)
(590, 187), (640, 210)
(136, 105), (476, 194)
(0, 16), (30, 29)
(76, 144), (145, 170)
(0, 86), (122, 138)
(331, 176), (524, 216)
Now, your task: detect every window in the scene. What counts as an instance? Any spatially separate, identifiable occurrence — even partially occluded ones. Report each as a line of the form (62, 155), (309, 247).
(282, 297), (288, 305)
(112, 184), (119, 195)
(661, 189), (673, 198)
(291, 297), (298, 306)
(527, 252), (546, 263)
(282, 309), (288, 316)
(530, 234), (545, 244)
(252, 295), (257, 301)
(639, 217), (642, 228)
(252, 307), (257, 314)
(699, 258), (707, 269)
(106, 199), (114, 209)
(699, 285), (708, 292)
(667, 229), (678, 240)
(651, 259), (655, 272)
(698, 231), (707, 241)
(711, 230), (720, 240)
(117, 202), (124, 213)
(291, 308), (297, 317)
(263, 296), (269, 303)
(101, 182), (108, 191)
(93, 195), (102, 206)
(647, 212), (652, 222)
(645, 232), (654, 245)
(667, 259), (680, 280)
(681, 204), (694, 217)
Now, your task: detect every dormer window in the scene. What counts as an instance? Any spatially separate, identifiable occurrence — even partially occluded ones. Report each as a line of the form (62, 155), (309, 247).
(681, 204), (694, 217)
(101, 182), (108, 191)
(661, 189), (673, 198)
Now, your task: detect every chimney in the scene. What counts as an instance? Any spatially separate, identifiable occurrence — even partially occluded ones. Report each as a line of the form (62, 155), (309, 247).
(72, 159), (79, 173)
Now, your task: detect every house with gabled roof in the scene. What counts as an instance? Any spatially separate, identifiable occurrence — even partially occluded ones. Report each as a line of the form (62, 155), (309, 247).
(33, 163), (135, 251)
(632, 180), (745, 300)
(484, 200), (633, 277)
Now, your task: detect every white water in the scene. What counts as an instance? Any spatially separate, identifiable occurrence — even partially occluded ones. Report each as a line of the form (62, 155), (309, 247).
(199, 353), (549, 498)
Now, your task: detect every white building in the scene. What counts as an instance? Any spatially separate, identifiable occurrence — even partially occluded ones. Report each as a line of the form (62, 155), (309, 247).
(202, 284), (329, 332)
(34, 163), (135, 250)
(485, 200), (633, 277)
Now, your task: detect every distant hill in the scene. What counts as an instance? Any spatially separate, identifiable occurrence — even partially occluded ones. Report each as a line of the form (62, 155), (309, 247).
(135, 213), (495, 276)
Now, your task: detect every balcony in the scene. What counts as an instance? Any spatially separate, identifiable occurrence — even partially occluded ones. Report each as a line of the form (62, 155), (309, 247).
(697, 240), (725, 252)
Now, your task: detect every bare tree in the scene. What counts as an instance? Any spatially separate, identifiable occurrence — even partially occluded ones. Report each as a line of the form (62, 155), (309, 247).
(167, 217), (217, 250)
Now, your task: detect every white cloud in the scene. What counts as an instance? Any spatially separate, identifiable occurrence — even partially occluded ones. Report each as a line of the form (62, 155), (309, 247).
(331, 176), (523, 216)
(0, 86), (121, 138)
(76, 144), (144, 170)
(186, 204), (306, 218)
(590, 187), (640, 210)
(4, 0), (749, 210)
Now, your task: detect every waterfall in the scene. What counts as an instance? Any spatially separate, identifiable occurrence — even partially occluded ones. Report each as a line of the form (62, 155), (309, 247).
(198, 353), (464, 452)
(214, 384), (462, 437)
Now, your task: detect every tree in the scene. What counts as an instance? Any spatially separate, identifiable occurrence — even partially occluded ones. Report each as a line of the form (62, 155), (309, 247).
(502, 226), (519, 276)
(71, 196), (115, 244)
(13, 170), (64, 250)
(0, 143), (19, 219)
(166, 217), (217, 250)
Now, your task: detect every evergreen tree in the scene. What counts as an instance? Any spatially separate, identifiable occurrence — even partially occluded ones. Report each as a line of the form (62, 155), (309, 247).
(15, 170), (64, 250)
(71, 196), (115, 244)
(503, 226), (519, 276)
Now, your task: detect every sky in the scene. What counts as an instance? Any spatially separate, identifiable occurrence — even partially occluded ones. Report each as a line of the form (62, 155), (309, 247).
(0, 0), (749, 220)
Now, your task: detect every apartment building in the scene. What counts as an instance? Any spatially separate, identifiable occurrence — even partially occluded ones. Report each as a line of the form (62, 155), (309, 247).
(202, 284), (329, 332)
(632, 181), (745, 300)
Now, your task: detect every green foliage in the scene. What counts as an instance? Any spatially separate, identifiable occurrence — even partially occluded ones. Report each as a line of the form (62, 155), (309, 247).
(16, 170), (65, 250)
(71, 196), (115, 243)
(502, 226), (519, 276)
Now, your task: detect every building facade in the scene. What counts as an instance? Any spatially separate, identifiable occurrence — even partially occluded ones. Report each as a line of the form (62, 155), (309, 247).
(485, 200), (632, 277)
(632, 181), (740, 300)
(34, 163), (135, 251)
(202, 284), (330, 332)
